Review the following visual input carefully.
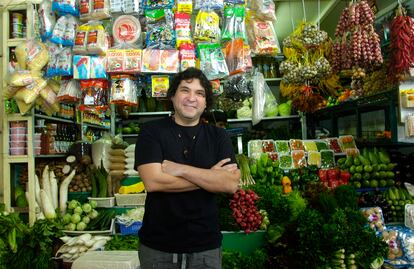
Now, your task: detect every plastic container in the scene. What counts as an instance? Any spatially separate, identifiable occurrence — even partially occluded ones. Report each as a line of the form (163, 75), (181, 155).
(10, 141), (26, 147)
(71, 251), (139, 269)
(307, 151), (321, 167)
(34, 147), (41, 155)
(10, 127), (27, 135)
(275, 140), (290, 154)
(10, 147), (26, 155)
(34, 140), (41, 147)
(115, 193), (146, 206)
(118, 221), (142, 235)
(10, 121), (26, 128)
(10, 134), (26, 141)
(88, 197), (115, 208)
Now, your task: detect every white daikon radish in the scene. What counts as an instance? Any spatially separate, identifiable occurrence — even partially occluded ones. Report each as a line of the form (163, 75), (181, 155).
(35, 174), (42, 209)
(59, 170), (76, 215)
(40, 189), (56, 219)
(84, 238), (96, 248)
(76, 233), (92, 245)
(66, 236), (78, 247)
(49, 170), (58, 210)
(89, 239), (107, 251)
(42, 165), (52, 203)
(59, 236), (72, 244)
(68, 246), (79, 254)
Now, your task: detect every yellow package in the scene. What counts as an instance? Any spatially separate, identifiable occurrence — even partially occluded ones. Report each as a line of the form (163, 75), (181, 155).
(194, 10), (220, 43)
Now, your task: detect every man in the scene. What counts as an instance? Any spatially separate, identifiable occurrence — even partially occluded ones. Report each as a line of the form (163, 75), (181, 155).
(135, 67), (240, 268)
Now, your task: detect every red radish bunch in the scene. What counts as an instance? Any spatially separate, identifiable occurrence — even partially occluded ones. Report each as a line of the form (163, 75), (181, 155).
(230, 189), (262, 234)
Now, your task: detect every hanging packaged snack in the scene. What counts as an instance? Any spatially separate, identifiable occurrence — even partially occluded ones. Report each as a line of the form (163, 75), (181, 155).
(222, 6), (246, 42)
(110, 75), (138, 105)
(50, 15), (67, 45)
(160, 49), (179, 73)
(145, 0), (174, 10)
(224, 0), (244, 4)
(79, 0), (92, 21)
(63, 15), (78, 46)
(86, 21), (108, 54)
(8, 70), (42, 87)
(194, 9), (220, 43)
(106, 49), (125, 73)
(14, 77), (47, 105)
(151, 75), (169, 97)
(39, 83), (60, 113)
(179, 43), (196, 71)
(142, 49), (178, 73)
(39, 0), (56, 41)
(307, 150), (321, 167)
(52, 0), (79, 16)
(56, 47), (73, 77)
(197, 43), (229, 80)
(145, 8), (174, 25)
(122, 0), (140, 14)
(194, 0), (223, 10)
(289, 139), (304, 151)
(124, 49), (142, 73)
(292, 150), (306, 168)
(45, 42), (63, 77)
(146, 23), (176, 49)
(112, 15), (141, 45)
(224, 39), (252, 75)
(109, 0), (122, 14)
(73, 24), (89, 54)
(91, 0), (111, 20)
(210, 79), (221, 95)
(90, 56), (107, 78)
(175, 12), (192, 48)
(248, 0), (276, 21)
(223, 73), (252, 101)
(176, 0), (192, 14)
(57, 80), (81, 102)
(73, 55), (91, 79)
(246, 15), (280, 56)
(80, 79), (109, 110)
(15, 39), (49, 71)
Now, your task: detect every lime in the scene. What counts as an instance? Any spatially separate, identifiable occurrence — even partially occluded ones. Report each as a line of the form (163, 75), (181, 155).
(356, 166), (363, 173)
(379, 179), (387, 188)
(364, 165), (373, 173)
(387, 179), (395, 187)
(362, 180), (370, 188)
(354, 173), (362, 180)
(369, 179), (379, 188)
(349, 166), (356, 174)
(353, 181), (361, 189)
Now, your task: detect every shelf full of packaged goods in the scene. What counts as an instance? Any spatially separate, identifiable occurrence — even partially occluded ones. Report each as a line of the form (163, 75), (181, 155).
(82, 122), (111, 130)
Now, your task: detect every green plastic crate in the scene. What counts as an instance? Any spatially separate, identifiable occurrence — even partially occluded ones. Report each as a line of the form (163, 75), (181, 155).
(221, 230), (266, 255)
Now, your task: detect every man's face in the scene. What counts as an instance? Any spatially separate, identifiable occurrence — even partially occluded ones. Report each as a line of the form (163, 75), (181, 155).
(171, 78), (207, 126)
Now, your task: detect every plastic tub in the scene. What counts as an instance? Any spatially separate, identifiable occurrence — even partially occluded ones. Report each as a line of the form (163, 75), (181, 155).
(10, 121), (26, 128)
(10, 134), (26, 141)
(10, 141), (26, 148)
(10, 147), (26, 155)
(10, 127), (27, 135)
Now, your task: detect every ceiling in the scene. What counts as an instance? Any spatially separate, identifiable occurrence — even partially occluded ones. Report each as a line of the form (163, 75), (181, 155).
(273, 0), (412, 45)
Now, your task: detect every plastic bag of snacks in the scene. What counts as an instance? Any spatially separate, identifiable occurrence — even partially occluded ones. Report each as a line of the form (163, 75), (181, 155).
(197, 43), (229, 80)
(14, 78), (48, 105)
(39, 0), (56, 41)
(73, 24), (89, 54)
(194, 0), (223, 10)
(224, 39), (252, 75)
(106, 49), (142, 74)
(57, 80), (81, 102)
(110, 75), (138, 105)
(151, 75), (169, 97)
(80, 79), (109, 110)
(90, 0), (111, 20)
(248, 0), (276, 21)
(175, 12), (192, 48)
(15, 39), (49, 71)
(179, 43), (196, 71)
(52, 0), (79, 16)
(145, 0), (174, 10)
(141, 49), (179, 74)
(194, 9), (220, 43)
(146, 22), (176, 49)
(8, 70), (42, 87)
(246, 15), (280, 56)
(176, 0), (192, 14)
(86, 21), (109, 55)
(222, 6), (246, 42)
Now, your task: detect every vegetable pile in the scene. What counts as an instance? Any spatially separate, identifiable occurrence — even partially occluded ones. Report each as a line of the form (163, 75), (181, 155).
(61, 200), (99, 231)
(229, 189), (262, 234)
(56, 234), (111, 262)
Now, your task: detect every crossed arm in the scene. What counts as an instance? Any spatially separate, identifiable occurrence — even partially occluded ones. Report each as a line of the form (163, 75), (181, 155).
(137, 158), (240, 194)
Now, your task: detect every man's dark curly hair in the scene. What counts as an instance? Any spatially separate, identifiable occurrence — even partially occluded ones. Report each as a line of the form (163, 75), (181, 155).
(167, 67), (214, 111)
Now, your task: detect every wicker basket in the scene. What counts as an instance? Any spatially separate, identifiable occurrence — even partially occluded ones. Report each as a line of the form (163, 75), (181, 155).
(118, 221), (142, 235)
(115, 193), (146, 206)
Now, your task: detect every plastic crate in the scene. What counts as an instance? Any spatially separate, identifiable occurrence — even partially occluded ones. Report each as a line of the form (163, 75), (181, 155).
(88, 197), (115, 208)
(118, 221), (142, 235)
(115, 193), (146, 206)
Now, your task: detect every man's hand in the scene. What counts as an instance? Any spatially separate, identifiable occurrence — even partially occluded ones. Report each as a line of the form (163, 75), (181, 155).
(211, 158), (239, 173)
(161, 160), (184, 177)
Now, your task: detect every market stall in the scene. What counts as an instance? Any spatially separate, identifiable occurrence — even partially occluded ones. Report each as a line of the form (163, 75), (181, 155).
(0, 0), (414, 268)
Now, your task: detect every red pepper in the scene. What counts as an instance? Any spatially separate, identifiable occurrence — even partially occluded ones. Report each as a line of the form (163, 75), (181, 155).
(327, 168), (339, 181)
(318, 169), (328, 182)
(340, 170), (351, 184)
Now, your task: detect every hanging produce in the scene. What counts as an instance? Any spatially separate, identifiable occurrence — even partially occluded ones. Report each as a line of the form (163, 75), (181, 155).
(332, 0), (383, 96)
(388, 3), (414, 81)
(279, 22), (341, 113)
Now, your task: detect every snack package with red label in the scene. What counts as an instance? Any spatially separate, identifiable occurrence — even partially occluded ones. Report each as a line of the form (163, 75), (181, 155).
(175, 12), (192, 48)
(142, 48), (161, 73)
(80, 79), (109, 110)
(179, 43), (196, 71)
(57, 80), (81, 103)
(106, 49), (125, 73)
(160, 50), (179, 73)
(110, 74), (138, 106)
(246, 15), (280, 56)
(224, 38), (252, 75)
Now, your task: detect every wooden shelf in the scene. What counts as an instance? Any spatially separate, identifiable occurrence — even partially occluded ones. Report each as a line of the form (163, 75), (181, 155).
(35, 114), (75, 124)
(35, 154), (67, 158)
(5, 156), (28, 163)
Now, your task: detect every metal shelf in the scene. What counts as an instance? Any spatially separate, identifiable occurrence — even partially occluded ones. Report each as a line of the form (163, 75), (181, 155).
(35, 154), (67, 158)
(129, 111), (172, 116)
(264, 78), (282, 82)
(34, 114), (75, 124)
(227, 115), (300, 123)
(82, 122), (111, 130)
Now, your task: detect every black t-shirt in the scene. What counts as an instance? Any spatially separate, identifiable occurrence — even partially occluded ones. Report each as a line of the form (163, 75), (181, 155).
(135, 117), (236, 253)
